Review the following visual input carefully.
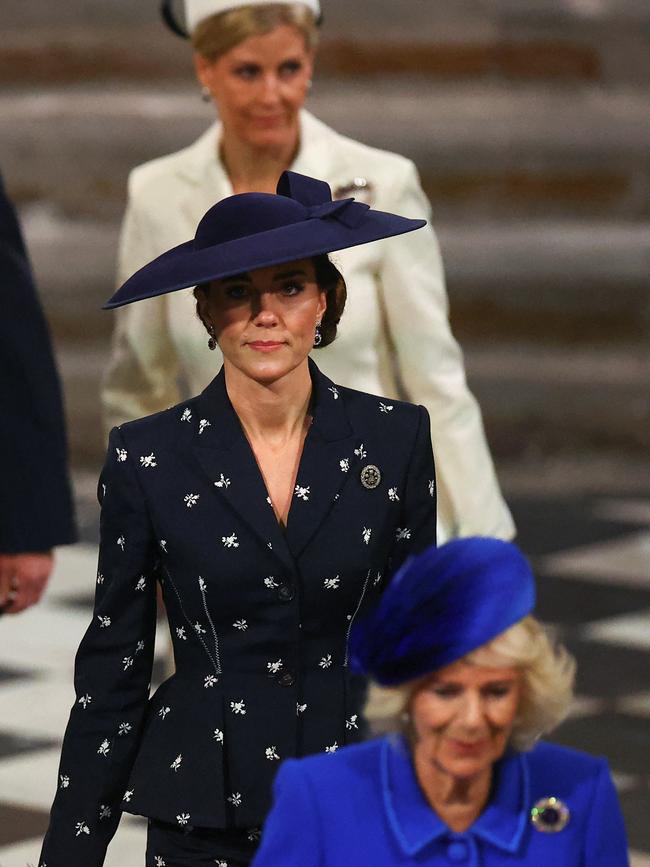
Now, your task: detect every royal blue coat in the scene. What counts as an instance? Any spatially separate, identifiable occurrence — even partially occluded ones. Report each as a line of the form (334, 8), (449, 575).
(253, 736), (629, 866)
(40, 361), (437, 866)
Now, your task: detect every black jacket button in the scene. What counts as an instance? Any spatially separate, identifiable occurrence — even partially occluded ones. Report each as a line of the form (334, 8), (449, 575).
(277, 584), (295, 602)
(278, 672), (296, 687)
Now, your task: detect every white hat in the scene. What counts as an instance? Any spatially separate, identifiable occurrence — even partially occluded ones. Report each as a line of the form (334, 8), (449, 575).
(185, 0), (321, 33)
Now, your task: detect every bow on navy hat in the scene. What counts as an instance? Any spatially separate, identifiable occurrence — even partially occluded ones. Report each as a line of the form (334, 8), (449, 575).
(349, 537), (536, 686)
(104, 171), (425, 309)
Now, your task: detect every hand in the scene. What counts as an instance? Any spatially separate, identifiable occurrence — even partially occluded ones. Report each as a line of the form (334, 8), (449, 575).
(0, 552), (54, 614)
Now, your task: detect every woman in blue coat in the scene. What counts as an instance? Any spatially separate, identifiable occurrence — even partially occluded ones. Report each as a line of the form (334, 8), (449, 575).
(253, 538), (629, 866)
(39, 171), (437, 866)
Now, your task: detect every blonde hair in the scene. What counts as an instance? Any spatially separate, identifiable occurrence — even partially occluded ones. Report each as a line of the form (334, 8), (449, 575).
(191, 3), (319, 61)
(364, 616), (576, 752)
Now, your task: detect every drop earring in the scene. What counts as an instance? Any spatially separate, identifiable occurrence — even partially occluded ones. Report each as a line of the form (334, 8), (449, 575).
(201, 86), (212, 103)
(207, 324), (217, 351)
(313, 322), (322, 347)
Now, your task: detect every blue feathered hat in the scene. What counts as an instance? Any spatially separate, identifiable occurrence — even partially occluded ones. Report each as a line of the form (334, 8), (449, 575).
(104, 170), (425, 309)
(349, 537), (536, 686)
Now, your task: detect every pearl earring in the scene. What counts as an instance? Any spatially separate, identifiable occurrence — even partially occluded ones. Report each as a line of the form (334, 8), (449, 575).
(201, 86), (212, 103)
(207, 324), (217, 351)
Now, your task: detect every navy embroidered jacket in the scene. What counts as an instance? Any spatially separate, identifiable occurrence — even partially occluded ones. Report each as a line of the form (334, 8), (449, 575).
(40, 361), (437, 866)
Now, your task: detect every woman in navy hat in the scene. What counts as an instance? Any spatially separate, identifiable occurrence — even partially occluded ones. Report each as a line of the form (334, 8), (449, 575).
(102, 0), (514, 545)
(39, 173), (437, 866)
(253, 537), (630, 866)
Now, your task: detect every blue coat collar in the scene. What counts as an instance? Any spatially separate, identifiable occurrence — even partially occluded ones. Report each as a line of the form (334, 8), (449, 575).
(381, 735), (529, 857)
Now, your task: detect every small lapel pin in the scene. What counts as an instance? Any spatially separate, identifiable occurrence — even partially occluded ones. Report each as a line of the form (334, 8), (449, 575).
(333, 177), (375, 206)
(530, 797), (570, 833)
(360, 464), (381, 490)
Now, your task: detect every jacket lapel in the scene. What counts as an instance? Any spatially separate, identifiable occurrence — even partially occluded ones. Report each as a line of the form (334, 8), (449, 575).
(284, 360), (363, 559)
(192, 369), (296, 575)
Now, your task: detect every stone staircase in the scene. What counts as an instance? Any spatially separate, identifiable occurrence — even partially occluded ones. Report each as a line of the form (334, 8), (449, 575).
(1, 0), (648, 467)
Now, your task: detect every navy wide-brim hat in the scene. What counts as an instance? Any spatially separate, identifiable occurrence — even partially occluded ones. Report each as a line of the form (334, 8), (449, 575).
(349, 537), (536, 686)
(104, 171), (426, 309)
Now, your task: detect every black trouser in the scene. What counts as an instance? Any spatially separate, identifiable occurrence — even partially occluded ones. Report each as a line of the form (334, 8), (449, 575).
(146, 819), (260, 866)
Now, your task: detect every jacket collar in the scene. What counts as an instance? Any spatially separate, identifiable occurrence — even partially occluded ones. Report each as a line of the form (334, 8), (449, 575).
(191, 360), (362, 571)
(381, 735), (528, 857)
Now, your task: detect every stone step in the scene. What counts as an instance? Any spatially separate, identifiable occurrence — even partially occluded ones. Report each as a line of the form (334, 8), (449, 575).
(2, 0), (650, 84)
(3, 81), (649, 221)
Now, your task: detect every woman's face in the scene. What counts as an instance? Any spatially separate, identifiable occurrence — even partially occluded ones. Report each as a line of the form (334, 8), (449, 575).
(195, 25), (314, 151)
(410, 661), (522, 781)
(197, 258), (326, 384)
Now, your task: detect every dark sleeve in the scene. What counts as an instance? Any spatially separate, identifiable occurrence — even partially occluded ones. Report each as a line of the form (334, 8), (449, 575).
(39, 427), (158, 867)
(253, 760), (323, 867)
(583, 760), (630, 866)
(0, 176), (77, 551)
(388, 404), (437, 573)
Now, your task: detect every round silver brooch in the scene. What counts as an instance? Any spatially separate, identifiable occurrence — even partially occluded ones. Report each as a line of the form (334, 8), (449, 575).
(530, 797), (570, 833)
(360, 464), (381, 490)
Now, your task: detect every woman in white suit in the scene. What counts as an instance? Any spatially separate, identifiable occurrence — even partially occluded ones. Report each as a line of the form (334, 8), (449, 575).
(103, 0), (514, 543)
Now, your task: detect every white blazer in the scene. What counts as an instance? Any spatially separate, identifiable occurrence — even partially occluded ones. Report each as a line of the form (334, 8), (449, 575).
(103, 110), (514, 542)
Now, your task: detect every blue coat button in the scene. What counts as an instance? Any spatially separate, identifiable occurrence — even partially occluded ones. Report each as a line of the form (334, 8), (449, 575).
(277, 584), (295, 602)
(447, 840), (469, 862)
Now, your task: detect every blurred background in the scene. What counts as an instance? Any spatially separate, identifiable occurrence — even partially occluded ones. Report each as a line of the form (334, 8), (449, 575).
(1, 0), (648, 864)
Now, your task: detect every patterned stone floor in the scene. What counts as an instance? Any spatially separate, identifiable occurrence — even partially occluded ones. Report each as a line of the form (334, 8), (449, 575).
(0, 490), (648, 866)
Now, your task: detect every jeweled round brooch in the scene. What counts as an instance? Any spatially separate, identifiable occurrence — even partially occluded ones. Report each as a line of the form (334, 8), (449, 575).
(360, 464), (381, 489)
(530, 797), (570, 833)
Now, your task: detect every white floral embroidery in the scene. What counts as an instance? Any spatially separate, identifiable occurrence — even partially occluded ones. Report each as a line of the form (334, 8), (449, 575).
(267, 659), (283, 674)
(264, 576), (278, 590)
(99, 804), (112, 820)
(373, 571), (383, 586)
(158, 706), (171, 720)
(294, 485), (310, 502)
(170, 754), (182, 772)
(266, 495), (272, 506)
(181, 407), (192, 422)
(388, 487), (400, 502)
(78, 694), (91, 709)
(354, 444), (367, 459)
(176, 813), (190, 826)
(215, 862), (227, 867)
(339, 458), (350, 473)
(118, 722), (132, 736)
(379, 402), (394, 413)
(297, 702), (308, 715)
(124, 789), (134, 802)
(176, 626), (187, 641)
(75, 821), (90, 836)
(117, 535), (125, 551)
(198, 577), (207, 591)
(116, 448), (128, 462)
(222, 533), (239, 548)
(230, 700), (247, 715)
(184, 493), (200, 508)
(362, 527), (372, 545)
(248, 828), (262, 842)
(194, 621), (207, 635)
(97, 739), (110, 756)
(97, 615), (111, 628)
(122, 656), (133, 671)
(136, 640), (145, 654)
(228, 792), (242, 807)
(204, 675), (218, 688)
(267, 541), (273, 550)
(396, 527), (411, 541)
(265, 746), (280, 761)
(328, 386), (339, 400)
(325, 742), (339, 754)
(214, 473), (231, 489)
(96, 572), (104, 585)
(155, 856), (166, 867)
(323, 576), (340, 590)
(199, 418), (211, 434)
(135, 576), (146, 591)
(59, 774), (70, 788)
(213, 728), (224, 743)
(139, 453), (157, 468)
(429, 479), (435, 498)
(233, 619), (248, 631)
(319, 654), (333, 669)
(346, 714), (359, 730)
(159, 539), (168, 552)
